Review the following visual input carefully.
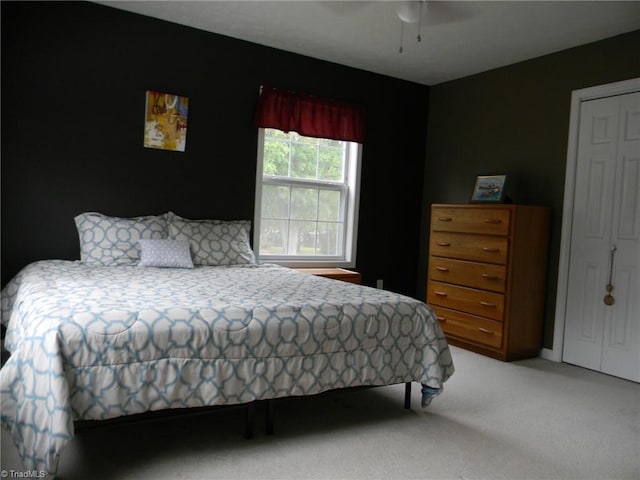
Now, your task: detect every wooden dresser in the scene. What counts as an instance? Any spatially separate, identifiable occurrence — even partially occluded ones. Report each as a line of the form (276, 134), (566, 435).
(427, 204), (550, 361)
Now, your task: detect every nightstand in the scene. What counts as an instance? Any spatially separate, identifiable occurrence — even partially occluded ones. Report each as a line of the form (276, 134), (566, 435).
(295, 268), (362, 284)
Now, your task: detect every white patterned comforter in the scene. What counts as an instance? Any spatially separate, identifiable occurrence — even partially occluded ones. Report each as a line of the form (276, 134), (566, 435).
(0, 260), (454, 475)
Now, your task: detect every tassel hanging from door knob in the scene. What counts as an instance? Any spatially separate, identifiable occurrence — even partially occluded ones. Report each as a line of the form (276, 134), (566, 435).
(604, 285), (615, 306)
(603, 245), (617, 306)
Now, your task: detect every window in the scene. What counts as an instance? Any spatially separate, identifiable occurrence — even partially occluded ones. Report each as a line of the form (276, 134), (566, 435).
(254, 128), (361, 267)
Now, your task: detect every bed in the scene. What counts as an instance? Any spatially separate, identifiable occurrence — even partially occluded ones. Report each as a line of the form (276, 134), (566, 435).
(0, 212), (454, 476)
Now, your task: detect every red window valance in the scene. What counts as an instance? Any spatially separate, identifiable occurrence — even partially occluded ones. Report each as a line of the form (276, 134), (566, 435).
(255, 86), (365, 144)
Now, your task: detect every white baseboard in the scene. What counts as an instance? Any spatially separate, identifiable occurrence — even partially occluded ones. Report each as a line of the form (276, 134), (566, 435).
(540, 348), (561, 362)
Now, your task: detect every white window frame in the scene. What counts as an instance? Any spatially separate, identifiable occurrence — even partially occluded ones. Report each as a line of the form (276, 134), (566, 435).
(253, 128), (362, 268)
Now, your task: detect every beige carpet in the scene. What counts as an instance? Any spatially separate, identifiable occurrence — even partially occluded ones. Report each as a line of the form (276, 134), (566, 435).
(2, 346), (638, 479)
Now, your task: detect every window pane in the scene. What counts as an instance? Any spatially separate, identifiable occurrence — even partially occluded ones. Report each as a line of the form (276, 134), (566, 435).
(262, 185), (290, 219)
(266, 129), (288, 140)
(317, 222), (341, 256)
(290, 220), (316, 255)
(263, 138), (290, 176)
(298, 135), (318, 145)
(288, 131), (302, 143)
(291, 142), (317, 179)
(318, 145), (344, 181)
(260, 219), (288, 254)
(318, 138), (343, 148)
(290, 187), (318, 220)
(318, 190), (341, 221)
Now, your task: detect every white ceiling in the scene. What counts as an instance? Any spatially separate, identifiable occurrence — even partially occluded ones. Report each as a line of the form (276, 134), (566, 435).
(97, 1), (640, 85)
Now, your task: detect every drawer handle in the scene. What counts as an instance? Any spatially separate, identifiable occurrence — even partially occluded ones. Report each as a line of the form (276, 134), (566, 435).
(435, 267), (450, 272)
(484, 218), (502, 224)
(437, 316), (447, 323)
(479, 301), (496, 308)
(438, 217), (453, 222)
(437, 242), (451, 247)
(481, 273), (499, 280)
(434, 291), (448, 297)
(478, 327), (494, 335)
(482, 247), (499, 252)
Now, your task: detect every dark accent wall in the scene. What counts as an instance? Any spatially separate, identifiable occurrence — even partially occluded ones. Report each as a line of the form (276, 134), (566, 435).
(419, 29), (640, 349)
(1, 1), (429, 296)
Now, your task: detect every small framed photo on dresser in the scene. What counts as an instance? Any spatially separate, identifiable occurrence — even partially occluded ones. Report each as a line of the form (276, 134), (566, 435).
(470, 174), (508, 203)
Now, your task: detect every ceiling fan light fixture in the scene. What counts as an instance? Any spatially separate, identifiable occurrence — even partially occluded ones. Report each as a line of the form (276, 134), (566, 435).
(396, 1), (425, 24)
(397, 1), (426, 53)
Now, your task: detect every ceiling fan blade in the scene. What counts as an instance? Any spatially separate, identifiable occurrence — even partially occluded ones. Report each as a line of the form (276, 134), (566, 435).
(423, 1), (480, 26)
(315, 1), (374, 16)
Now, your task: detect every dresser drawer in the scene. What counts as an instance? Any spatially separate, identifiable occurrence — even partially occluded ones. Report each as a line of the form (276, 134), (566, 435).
(431, 306), (503, 349)
(429, 257), (506, 293)
(427, 281), (505, 321)
(430, 232), (508, 265)
(431, 206), (510, 235)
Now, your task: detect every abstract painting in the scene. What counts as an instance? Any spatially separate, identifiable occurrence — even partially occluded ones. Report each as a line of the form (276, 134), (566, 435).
(144, 90), (189, 152)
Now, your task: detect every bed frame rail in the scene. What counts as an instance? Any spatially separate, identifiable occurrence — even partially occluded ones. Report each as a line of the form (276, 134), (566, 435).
(262, 382), (413, 435)
(74, 383), (413, 440)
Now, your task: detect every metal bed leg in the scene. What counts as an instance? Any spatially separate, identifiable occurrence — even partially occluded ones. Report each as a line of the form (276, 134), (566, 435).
(266, 399), (275, 435)
(245, 402), (256, 439)
(404, 382), (411, 409)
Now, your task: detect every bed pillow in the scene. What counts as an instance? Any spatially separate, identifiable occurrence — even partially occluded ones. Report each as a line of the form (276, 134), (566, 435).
(168, 215), (256, 266)
(75, 212), (168, 266)
(138, 239), (194, 269)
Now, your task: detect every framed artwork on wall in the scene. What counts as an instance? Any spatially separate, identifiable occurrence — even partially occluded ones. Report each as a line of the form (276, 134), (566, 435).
(144, 90), (189, 152)
(470, 174), (508, 203)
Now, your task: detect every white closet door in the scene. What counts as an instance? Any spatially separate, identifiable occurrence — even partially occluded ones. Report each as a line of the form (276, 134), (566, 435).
(563, 92), (640, 382)
(601, 92), (640, 380)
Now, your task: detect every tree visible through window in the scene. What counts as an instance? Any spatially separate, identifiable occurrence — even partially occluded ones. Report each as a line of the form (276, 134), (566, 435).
(255, 128), (361, 265)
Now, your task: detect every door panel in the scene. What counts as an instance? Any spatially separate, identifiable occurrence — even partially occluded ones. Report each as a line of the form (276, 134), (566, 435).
(602, 265), (638, 380)
(617, 156), (639, 239)
(601, 92), (640, 381)
(584, 158), (610, 238)
(563, 92), (640, 382)
(563, 97), (618, 371)
(578, 263), (603, 341)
